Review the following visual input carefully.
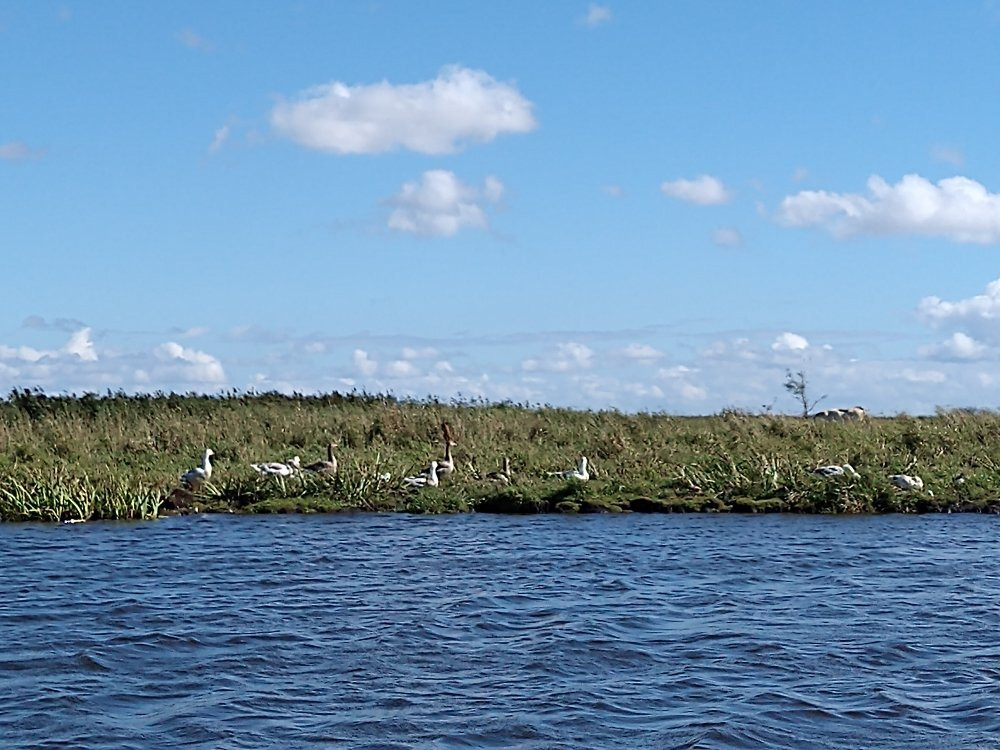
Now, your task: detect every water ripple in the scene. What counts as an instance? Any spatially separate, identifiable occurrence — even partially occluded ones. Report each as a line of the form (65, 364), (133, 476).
(2, 513), (1000, 748)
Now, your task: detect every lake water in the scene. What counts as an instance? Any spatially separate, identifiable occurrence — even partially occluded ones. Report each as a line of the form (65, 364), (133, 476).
(1, 512), (999, 749)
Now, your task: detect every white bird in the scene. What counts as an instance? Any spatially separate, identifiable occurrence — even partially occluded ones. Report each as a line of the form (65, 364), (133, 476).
(812, 463), (859, 478)
(890, 473), (924, 491)
(403, 460), (439, 488)
(304, 443), (338, 475)
(547, 455), (590, 481)
(180, 448), (214, 490)
(251, 456), (301, 477)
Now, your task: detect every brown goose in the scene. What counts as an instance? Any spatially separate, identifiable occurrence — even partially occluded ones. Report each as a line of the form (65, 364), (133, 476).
(305, 443), (339, 475)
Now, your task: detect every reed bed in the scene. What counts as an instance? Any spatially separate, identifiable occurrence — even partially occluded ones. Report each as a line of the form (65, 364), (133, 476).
(1, 388), (999, 522)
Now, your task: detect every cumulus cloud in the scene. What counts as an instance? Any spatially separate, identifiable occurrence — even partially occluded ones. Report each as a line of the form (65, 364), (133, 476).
(777, 174), (1000, 244)
(353, 349), (377, 376)
(154, 342), (225, 383)
(522, 342), (594, 372)
(271, 65), (537, 155)
(712, 227), (743, 247)
(65, 328), (97, 361)
(0, 344), (45, 362)
(918, 278), (1000, 328)
(387, 170), (503, 237)
(581, 4), (612, 27)
(385, 360), (418, 378)
(919, 332), (988, 361)
(771, 332), (809, 351)
(660, 175), (731, 205)
(916, 278), (1000, 349)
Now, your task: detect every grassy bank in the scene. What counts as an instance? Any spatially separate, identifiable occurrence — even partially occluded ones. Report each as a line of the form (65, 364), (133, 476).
(1, 389), (999, 522)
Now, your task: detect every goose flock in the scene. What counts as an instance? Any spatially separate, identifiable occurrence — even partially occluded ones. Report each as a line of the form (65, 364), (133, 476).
(177, 419), (932, 498)
(177, 422), (596, 494)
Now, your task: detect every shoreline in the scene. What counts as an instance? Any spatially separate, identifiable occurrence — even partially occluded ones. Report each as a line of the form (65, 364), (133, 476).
(2, 391), (999, 522)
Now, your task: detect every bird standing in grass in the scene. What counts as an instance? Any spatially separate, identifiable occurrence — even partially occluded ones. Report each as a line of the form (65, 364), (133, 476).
(437, 422), (457, 476)
(180, 448), (214, 490)
(548, 455), (590, 481)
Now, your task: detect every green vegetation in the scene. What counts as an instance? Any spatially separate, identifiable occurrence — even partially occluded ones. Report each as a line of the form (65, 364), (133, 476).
(1, 388), (999, 522)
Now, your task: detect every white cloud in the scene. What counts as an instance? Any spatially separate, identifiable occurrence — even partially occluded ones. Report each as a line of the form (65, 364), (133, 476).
(153, 342), (225, 383)
(522, 342), (595, 372)
(353, 349), (377, 376)
(918, 278), (1000, 330)
(777, 174), (1000, 244)
(65, 328), (97, 362)
(0, 344), (45, 362)
(712, 227), (743, 247)
(792, 167), (810, 183)
(919, 332), (988, 361)
(660, 175), (731, 205)
(602, 184), (623, 197)
(387, 170), (503, 237)
(581, 4), (612, 27)
(679, 382), (708, 400)
(271, 65), (537, 155)
(385, 360), (418, 378)
(771, 332), (809, 351)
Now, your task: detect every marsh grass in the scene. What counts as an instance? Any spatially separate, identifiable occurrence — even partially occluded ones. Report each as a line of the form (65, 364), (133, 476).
(2, 389), (1000, 522)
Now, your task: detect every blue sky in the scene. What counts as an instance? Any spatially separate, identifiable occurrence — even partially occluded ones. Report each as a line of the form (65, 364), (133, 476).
(5, 1), (1000, 415)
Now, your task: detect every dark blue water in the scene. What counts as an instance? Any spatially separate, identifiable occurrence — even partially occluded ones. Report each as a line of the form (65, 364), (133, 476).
(1, 513), (999, 749)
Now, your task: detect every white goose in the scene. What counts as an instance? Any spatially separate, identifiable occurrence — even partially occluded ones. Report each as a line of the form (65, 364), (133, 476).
(889, 473), (924, 491)
(180, 448), (214, 490)
(304, 443), (338, 475)
(812, 463), (859, 478)
(548, 455), (590, 481)
(251, 456), (301, 477)
(403, 460), (439, 488)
